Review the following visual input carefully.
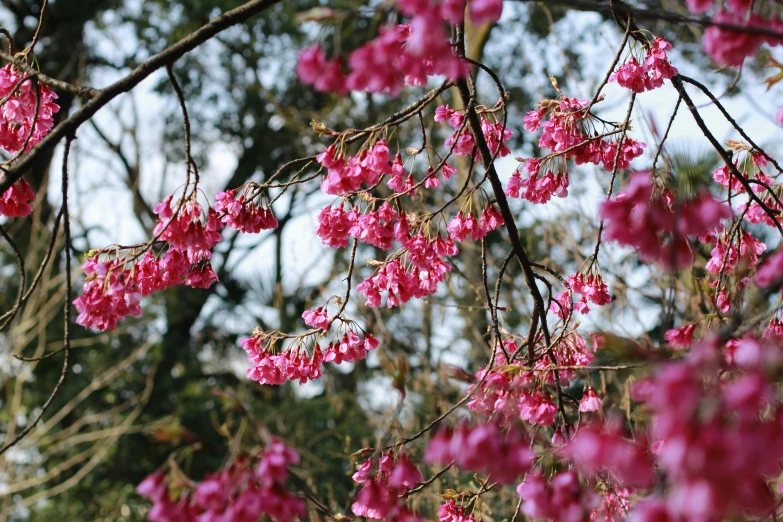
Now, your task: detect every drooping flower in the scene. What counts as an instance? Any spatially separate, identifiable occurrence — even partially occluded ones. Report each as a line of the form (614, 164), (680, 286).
(579, 388), (603, 412)
(424, 422), (533, 484)
(73, 259), (143, 332)
(600, 172), (730, 270)
(0, 178), (35, 218)
(664, 323), (696, 349)
(517, 471), (600, 522)
(214, 189), (278, 233)
(0, 64), (59, 153)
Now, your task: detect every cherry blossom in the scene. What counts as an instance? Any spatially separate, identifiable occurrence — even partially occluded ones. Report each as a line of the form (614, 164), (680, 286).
(0, 178), (35, 218)
(0, 64), (59, 153)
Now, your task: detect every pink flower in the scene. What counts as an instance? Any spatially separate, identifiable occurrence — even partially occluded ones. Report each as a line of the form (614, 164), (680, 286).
(610, 57), (647, 93)
(183, 262), (218, 289)
(579, 388), (603, 412)
(0, 178), (35, 218)
(388, 453), (423, 489)
(152, 197), (223, 260)
(600, 172), (730, 270)
(686, 0), (712, 13)
(447, 211), (481, 242)
(214, 190), (278, 233)
(73, 259), (143, 331)
(478, 204), (505, 235)
(776, 106), (783, 126)
(523, 108), (546, 132)
(560, 424), (654, 488)
(324, 332), (379, 365)
(352, 480), (393, 519)
(296, 44), (347, 94)
(137, 451), (305, 522)
(0, 65), (59, 153)
(517, 471), (599, 522)
(703, 10), (781, 67)
(241, 331), (326, 385)
(664, 324), (696, 349)
(315, 204), (352, 248)
(348, 202), (399, 250)
(469, 0), (502, 24)
(629, 499), (673, 522)
(193, 478), (225, 512)
(136, 471), (168, 502)
(567, 271), (611, 309)
(519, 390), (558, 426)
(258, 439), (300, 484)
(425, 422), (533, 484)
(438, 500), (476, 521)
(302, 306), (331, 332)
(755, 248), (783, 288)
(296, 44), (327, 84)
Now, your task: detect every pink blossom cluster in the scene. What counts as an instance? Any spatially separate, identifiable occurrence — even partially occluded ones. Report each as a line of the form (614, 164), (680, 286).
(687, 0), (783, 66)
(467, 343), (530, 419)
(302, 306), (330, 332)
(627, 338), (783, 521)
(560, 421), (655, 488)
(700, 8), (783, 66)
(664, 323), (696, 349)
(214, 189), (278, 233)
(705, 228), (765, 275)
(551, 270), (611, 318)
(315, 204), (353, 248)
(73, 258), (143, 332)
(297, 0), (504, 96)
(296, 22), (464, 97)
(136, 442), (305, 522)
(0, 64), (59, 153)
(534, 332), (596, 385)
(524, 98), (637, 163)
(741, 198), (783, 228)
(74, 197), (226, 331)
(465, 345), (562, 426)
(506, 158), (569, 204)
(600, 172), (731, 270)
(349, 202), (403, 250)
(241, 333), (324, 386)
(134, 250), (188, 295)
(519, 389), (558, 426)
(153, 196), (224, 263)
(436, 105), (513, 160)
(755, 247), (783, 288)
(0, 178), (35, 218)
(323, 331), (380, 364)
(399, 0), (503, 26)
(765, 317), (783, 341)
(316, 141), (392, 195)
(357, 232), (457, 308)
(591, 488), (632, 522)
(424, 422), (533, 484)
(350, 452), (424, 521)
(240, 329), (379, 385)
(712, 152), (771, 194)
(610, 37), (678, 93)
(438, 500), (477, 522)
(446, 204), (504, 242)
(512, 97), (646, 204)
(421, 162), (457, 189)
(387, 153), (418, 193)
(517, 471), (600, 522)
